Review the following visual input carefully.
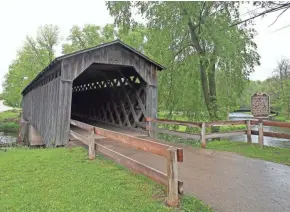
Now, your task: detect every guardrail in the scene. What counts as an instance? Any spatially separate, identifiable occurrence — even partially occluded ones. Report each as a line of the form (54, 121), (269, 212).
(146, 118), (290, 148)
(70, 119), (183, 207)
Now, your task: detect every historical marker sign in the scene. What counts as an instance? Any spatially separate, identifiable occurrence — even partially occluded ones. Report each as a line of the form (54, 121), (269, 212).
(251, 93), (270, 118)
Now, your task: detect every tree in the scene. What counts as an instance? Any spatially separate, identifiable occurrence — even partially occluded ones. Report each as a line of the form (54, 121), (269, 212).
(2, 25), (60, 106)
(62, 24), (115, 54)
(62, 24), (148, 54)
(106, 1), (260, 120)
(271, 58), (290, 117)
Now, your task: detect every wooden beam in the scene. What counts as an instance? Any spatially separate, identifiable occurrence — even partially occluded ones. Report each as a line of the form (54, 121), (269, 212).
(205, 120), (246, 127)
(94, 125), (184, 162)
(166, 147), (179, 207)
(70, 120), (94, 132)
(88, 134), (95, 160)
(205, 130), (246, 139)
(69, 130), (89, 145)
(251, 120), (290, 128)
(95, 142), (183, 195)
(251, 130), (290, 140)
(96, 142), (167, 184)
(69, 129), (105, 145)
(94, 126), (170, 158)
(151, 127), (200, 140)
(147, 117), (201, 128)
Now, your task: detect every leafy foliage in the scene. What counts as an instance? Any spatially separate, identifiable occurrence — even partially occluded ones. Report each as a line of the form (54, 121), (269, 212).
(2, 25), (60, 106)
(239, 57), (290, 118)
(107, 1), (260, 121)
(62, 24), (148, 54)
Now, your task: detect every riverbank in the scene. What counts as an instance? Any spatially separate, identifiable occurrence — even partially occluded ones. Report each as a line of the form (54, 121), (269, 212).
(0, 100), (21, 133)
(0, 109), (21, 132)
(0, 147), (212, 211)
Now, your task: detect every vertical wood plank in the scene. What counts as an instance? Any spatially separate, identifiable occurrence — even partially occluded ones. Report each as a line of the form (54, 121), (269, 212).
(246, 120), (252, 144)
(167, 147), (179, 207)
(88, 134), (95, 160)
(258, 119), (264, 148)
(201, 122), (206, 148)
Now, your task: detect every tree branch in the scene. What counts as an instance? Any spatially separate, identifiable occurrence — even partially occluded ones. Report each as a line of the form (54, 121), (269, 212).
(268, 7), (290, 27)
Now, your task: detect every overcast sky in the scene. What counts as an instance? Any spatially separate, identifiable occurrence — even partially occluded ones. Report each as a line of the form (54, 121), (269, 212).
(0, 1), (289, 92)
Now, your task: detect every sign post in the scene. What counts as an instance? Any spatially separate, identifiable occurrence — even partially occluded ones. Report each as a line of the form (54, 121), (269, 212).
(251, 93), (270, 118)
(251, 93), (269, 148)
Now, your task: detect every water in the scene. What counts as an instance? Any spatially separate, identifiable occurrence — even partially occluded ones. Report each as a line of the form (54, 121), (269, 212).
(0, 100), (17, 145)
(0, 131), (17, 144)
(229, 112), (290, 148)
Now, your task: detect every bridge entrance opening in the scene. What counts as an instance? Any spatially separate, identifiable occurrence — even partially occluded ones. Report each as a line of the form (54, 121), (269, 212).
(71, 63), (148, 131)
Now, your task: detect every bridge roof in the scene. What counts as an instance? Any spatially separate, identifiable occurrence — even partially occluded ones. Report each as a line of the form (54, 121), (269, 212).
(21, 39), (165, 95)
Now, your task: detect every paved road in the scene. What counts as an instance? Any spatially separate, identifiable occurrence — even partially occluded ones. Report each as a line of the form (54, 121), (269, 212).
(71, 127), (290, 212)
(0, 100), (12, 112)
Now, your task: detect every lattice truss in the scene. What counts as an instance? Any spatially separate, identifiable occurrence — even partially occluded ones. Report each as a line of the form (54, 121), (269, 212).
(71, 73), (147, 129)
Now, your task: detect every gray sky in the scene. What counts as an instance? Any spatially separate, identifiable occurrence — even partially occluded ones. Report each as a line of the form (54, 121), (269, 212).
(0, 1), (289, 92)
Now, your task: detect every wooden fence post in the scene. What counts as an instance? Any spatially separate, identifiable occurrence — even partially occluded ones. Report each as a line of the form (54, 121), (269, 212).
(246, 120), (252, 144)
(88, 134), (95, 160)
(146, 117), (153, 137)
(167, 147), (179, 207)
(201, 122), (206, 148)
(258, 119), (264, 148)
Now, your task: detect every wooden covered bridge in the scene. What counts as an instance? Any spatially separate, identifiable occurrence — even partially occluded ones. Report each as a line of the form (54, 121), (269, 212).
(20, 40), (184, 206)
(20, 40), (164, 146)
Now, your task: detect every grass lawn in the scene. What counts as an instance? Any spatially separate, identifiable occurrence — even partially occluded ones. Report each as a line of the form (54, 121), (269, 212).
(207, 140), (290, 166)
(273, 115), (290, 122)
(0, 147), (212, 212)
(0, 109), (21, 132)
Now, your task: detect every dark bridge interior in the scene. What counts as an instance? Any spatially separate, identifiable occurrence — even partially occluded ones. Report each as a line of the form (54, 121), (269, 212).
(71, 63), (147, 130)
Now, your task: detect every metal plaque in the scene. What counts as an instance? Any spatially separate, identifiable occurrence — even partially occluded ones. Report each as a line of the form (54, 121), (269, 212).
(251, 93), (270, 117)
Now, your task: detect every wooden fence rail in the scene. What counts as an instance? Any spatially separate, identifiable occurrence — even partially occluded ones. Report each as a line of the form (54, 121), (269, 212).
(146, 117), (290, 149)
(70, 119), (183, 207)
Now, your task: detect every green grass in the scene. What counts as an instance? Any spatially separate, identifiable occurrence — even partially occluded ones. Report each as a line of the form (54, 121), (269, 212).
(207, 140), (290, 166)
(0, 147), (212, 212)
(0, 109), (21, 132)
(273, 115), (290, 122)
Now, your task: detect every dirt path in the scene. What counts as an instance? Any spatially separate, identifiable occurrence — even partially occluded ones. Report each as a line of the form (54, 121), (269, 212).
(71, 127), (290, 212)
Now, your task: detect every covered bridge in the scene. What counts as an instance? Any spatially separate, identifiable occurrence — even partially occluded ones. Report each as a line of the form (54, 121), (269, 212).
(21, 40), (164, 147)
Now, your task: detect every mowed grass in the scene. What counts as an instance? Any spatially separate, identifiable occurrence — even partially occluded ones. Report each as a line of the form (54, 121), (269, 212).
(207, 140), (290, 166)
(0, 147), (212, 212)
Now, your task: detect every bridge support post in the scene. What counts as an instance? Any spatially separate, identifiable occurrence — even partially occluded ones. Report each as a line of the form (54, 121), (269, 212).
(246, 120), (252, 144)
(20, 118), (30, 146)
(167, 147), (179, 207)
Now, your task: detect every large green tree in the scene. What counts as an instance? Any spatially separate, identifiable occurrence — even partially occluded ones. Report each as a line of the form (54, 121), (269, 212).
(106, 1), (260, 120)
(2, 25), (60, 106)
(62, 24), (148, 54)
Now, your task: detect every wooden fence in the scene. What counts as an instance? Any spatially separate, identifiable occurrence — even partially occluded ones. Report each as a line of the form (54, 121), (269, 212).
(146, 118), (290, 148)
(70, 119), (183, 207)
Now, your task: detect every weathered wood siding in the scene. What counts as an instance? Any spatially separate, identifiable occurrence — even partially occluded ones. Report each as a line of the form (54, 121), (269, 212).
(61, 43), (157, 85)
(22, 76), (62, 146)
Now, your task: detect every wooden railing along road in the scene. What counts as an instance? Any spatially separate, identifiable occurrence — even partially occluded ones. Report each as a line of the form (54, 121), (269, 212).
(70, 119), (183, 207)
(146, 118), (290, 148)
